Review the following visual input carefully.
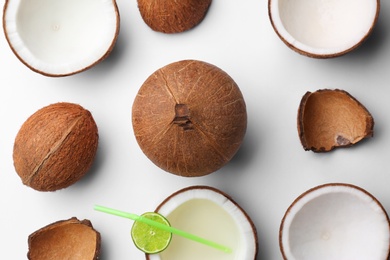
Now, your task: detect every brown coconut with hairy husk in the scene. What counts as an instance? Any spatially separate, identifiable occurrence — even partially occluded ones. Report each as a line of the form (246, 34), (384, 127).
(298, 89), (374, 152)
(137, 0), (212, 33)
(28, 217), (101, 260)
(132, 60), (247, 177)
(13, 102), (98, 191)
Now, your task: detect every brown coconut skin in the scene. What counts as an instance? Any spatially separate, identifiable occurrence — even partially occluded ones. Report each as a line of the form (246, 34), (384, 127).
(279, 183), (390, 260)
(13, 102), (98, 191)
(146, 185), (259, 260)
(28, 217), (101, 260)
(132, 60), (247, 177)
(2, 0), (120, 77)
(137, 0), (212, 33)
(297, 89), (374, 152)
(268, 0), (380, 58)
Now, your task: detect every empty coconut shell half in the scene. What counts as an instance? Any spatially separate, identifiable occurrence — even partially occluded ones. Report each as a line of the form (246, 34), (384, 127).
(137, 0), (212, 33)
(28, 217), (101, 260)
(298, 89), (374, 152)
(3, 0), (120, 76)
(132, 59), (247, 177)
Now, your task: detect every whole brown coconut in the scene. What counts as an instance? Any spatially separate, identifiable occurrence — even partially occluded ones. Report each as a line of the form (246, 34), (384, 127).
(298, 89), (374, 152)
(13, 102), (98, 191)
(137, 0), (212, 33)
(132, 60), (247, 177)
(28, 217), (100, 260)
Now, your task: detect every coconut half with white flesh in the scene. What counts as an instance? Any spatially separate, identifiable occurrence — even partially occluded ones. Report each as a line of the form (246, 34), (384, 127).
(146, 186), (258, 260)
(3, 0), (120, 77)
(280, 183), (390, 260)
(268, 0), (380, 58)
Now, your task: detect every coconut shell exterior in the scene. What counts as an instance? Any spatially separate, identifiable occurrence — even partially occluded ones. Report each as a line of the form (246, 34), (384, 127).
(28, 217), (101, 260)
(137, 0), (212, 33)
(297, 89), (374, 152)
(132, 60), (247, 177)
(13, 102), (99, 191)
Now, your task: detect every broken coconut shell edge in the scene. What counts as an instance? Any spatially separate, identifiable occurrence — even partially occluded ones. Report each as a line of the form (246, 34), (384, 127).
(297, 89), (374, 152)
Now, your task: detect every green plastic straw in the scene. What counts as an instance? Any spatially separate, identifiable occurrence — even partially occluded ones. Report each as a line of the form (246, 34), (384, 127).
(94, 205), (232, 253)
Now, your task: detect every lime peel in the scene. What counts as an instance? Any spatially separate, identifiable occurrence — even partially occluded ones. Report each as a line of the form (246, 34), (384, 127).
(131, 212), (172, 254)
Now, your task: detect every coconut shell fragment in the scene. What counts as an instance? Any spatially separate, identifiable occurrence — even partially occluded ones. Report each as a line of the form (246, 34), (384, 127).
(28, 217), (100, 260)
(137, 0), (212, 33)
(298, 89), (374, 152)
(132, 60), (247, 177)
(13, 102), (99, 191)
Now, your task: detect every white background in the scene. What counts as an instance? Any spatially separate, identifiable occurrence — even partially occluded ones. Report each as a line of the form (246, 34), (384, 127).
(1, 0), (390, 259)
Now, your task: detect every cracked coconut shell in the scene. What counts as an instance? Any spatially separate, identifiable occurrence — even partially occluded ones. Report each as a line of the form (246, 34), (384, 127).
(28, 217), (100, 260)
(297, 89), (374, 152)
(132, 60), (247, 177)
(13, 102), (98, 191)
(137, 0), (212, 33)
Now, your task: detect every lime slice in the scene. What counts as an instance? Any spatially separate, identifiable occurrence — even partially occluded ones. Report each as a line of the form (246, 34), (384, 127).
(131, 212), (172, 254)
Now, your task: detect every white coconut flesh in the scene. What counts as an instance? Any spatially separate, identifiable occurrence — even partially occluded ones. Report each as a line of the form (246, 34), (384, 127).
(280, 184), (390, 260)
(269, 0), (379, 57)
(148, 187), (257, 260)
(3, 0), (119, 76)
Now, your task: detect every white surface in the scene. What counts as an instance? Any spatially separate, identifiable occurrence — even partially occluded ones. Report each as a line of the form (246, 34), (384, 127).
(1, 0), (390, 259)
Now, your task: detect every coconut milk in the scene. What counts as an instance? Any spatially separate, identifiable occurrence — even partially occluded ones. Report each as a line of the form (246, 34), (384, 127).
(159, 199), (241, 260)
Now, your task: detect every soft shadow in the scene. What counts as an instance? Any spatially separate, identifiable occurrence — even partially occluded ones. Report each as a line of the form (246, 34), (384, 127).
(86, 26), (128, 77)
(70, 15), (128, 82)
(352, 16), (386, 57)
(333, 13), (387, 63)
(97, 236), (110, 260)
(226, 125), (260, 172)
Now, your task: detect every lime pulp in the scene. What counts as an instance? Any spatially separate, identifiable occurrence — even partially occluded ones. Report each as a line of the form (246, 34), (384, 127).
(131, 212), (172, 254)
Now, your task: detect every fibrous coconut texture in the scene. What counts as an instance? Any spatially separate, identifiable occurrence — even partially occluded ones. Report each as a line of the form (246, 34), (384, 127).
(2, 0), (120, 76)
(28, 217), (101, 260)
(298, 89), (374, 152)
(279, 183), (390, 260)
(13, 102), (98, 191)
(132, 60), (247, 177)
(268, 0), (380, 58)
(147, 186), (258, 260)
(137, 0), (212, 33)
